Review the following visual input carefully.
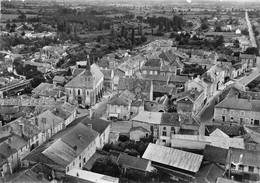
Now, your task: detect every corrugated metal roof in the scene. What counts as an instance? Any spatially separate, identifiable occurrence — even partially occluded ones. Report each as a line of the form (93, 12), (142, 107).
(171, 135), (244, 149)
(142, 143), (203, 173)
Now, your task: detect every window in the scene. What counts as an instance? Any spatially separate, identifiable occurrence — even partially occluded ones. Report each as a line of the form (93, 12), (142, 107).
(154, 71), (158, 75)
(83, 158), (86, 163)
(70, 90), (71, 94)
(230, 110), (234, 115)
(73, 161), (75, 166)
(78, 90), (80, 95)
(79, 163), (81, 168)
(240, 111), (245, 116)
(251, 119), (254, 124)
(79, 155), (81, 160)
(162, 139), (166, 143)
(239, 165), (244, 171)
(143, 70), (147, 75)
(245, 118), (249, 123)
(230, 117), (234, 121)
(163, 127), (166, 130)
(162, 131), (167, 136)
(222, 109), (227, 114)
(150, 71), (153, 75)
(248, 166), (254, 172)
(145, 133), (148, 138)
(67, 167), (69, 172)
(36, 134), (38, 140)
(87, 91), (89, 95)
(171, 127), (175, 131)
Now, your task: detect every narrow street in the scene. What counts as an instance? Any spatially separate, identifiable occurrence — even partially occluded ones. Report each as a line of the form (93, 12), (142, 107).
(198, 91), (222, 123)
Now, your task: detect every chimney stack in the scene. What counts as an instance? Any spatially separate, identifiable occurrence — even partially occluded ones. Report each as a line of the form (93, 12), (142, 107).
(8, 136), (12, 144)
(87, 124), (92, 130)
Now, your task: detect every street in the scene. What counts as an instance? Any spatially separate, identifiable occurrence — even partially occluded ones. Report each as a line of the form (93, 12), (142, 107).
(199, 91), (222, 123)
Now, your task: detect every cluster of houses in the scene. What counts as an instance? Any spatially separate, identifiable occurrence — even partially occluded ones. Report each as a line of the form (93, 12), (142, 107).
(0, 37), (259, 183)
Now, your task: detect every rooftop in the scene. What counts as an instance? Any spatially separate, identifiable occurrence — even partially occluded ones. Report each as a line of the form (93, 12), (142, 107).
(203, 145), (228, 165)
(142, 143), (203, 173)
(117, 153), (150, 172)
(215, 98), (260, 112)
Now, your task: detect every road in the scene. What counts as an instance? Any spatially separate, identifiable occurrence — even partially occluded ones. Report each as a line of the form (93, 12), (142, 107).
(245, 11), (257, 48)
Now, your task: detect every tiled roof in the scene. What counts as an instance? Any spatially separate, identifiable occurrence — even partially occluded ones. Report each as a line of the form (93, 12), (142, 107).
(117, 153), (150, 172)
(0, 106), (19, 114)
(32, 83), (54, 94)
(7, 134), (27, 151)
(161, 113), (180, 126)
(67, 115), (110, 135)
(159, 50), (183, 68)
(195, 162), (225, 183)
(35, 110), (64, 131)
(144, 59), (161, 67)
(130, 126), (150, 133)
(215, 98), (260, 111)
(216, 177), (240, 183)
(53, 75), (65, 83)
(205, 125), (243, 137)
(176, 89), (204, 103)
(203, 145), (228, 165)
(144, 75), (188, 83)
(117, 78), (151, 94)
(101, 69), (113, 79)
(24, 122), (99, 168)
(0, 142), (17, 158)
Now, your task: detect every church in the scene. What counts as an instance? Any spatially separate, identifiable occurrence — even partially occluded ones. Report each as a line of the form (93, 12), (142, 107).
(65, 58), (104, 107)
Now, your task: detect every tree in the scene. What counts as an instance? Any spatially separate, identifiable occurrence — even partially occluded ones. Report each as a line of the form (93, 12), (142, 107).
(11, 23), (17, 30)
(244, 47), (259, 56)
(5, 23), (10, 30)
(215, 25), (222, 32)
(201, 23), (209, 30)
(241, 28), (249, 36)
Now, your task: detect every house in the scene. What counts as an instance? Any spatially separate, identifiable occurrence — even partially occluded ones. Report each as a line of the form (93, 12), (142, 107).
(142, 143), (203, 181)
(227, 147), (260, 182)
(130, 126), (150, 141)
(239, 53), (256, 70)
(23, 122), (99, 178)
(7, 163), (53, 183)
(101, 69), (114, 91)
(53, 76), (65, 86)
(65, 168), (119, 183)
(214, 98), (260, 125)
(216, 177), (240, 183)
(186, 76), (213, 102)
(176, 89), (206, 115)
(66, 115), (111, 149)
(65, 58), (104, 107)
(144, 75), (188, 93)
(158, 50), (184, 75)
(117, 55), (145, 76)
(116, 153), (155, 175)
(117, 78), (152, 101)
(107, 90), (144, 121)
(131, 111), (180, 143)
(107, 90), (134, 121)
(144, 95), (170, 113)
(194, 162), (225, 183)
(32, 83), (66, 99)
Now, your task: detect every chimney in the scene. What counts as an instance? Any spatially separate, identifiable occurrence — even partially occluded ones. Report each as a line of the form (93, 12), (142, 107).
(77, 134), (82, 140)
(19, 124), (24, 135)
(35, 118), (38, 126)
(8, 136), (12, 144)
(87, 124), (92, 130)
(62, 123), (66, 130)
(73, 145), (77, 151)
